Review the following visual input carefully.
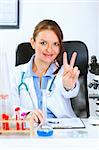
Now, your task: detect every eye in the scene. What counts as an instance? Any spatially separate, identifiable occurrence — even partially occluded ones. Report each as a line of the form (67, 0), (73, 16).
(53, 42), (60, 47)
(40, 41), (47, 45)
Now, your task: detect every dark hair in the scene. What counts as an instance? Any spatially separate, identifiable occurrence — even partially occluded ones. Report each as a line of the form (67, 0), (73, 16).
(33, 19), (64, 68)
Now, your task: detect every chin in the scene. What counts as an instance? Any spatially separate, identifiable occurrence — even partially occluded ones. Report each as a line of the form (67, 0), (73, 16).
(42, 58), (53, 64)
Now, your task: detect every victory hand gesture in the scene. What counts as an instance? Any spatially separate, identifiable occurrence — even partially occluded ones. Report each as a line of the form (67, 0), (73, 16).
(62, 52), (80, 90)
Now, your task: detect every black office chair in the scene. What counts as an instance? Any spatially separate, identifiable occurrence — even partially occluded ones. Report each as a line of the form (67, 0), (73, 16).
(15, 41), (90, 118)
(16, 42), (34, 66)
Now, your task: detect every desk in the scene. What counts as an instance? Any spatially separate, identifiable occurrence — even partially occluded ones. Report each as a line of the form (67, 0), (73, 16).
(0, 119), (99, 150)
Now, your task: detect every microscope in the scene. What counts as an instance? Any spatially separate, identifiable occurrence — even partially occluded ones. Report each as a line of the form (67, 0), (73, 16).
(88, 55), (99, 117)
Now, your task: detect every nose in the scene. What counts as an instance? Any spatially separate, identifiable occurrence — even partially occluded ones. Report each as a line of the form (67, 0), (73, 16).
(46, 43), (53, 52)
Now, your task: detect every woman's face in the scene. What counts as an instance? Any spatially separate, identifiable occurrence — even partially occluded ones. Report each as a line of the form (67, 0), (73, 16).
(31, 30), (60, 65)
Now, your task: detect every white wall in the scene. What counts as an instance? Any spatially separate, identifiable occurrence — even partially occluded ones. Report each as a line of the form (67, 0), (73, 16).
(98, 2), (99, 61)
(0, 0), (98, 68)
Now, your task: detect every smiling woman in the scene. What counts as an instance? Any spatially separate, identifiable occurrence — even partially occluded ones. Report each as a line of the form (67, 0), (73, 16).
(10, 19), (80, 124)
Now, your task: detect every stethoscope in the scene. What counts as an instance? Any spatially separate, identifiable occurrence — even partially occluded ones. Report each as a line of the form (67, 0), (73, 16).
(18, 71), (56, 108)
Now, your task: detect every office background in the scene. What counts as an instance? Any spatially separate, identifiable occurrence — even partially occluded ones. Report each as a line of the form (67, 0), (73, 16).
(0, 0), (99, 116)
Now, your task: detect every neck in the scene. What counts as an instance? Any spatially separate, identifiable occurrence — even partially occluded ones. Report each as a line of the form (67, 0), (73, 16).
(32, 58), (50, 78)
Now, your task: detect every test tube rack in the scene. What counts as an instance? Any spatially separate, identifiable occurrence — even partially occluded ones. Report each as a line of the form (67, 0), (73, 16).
(0, 117), (34, 136)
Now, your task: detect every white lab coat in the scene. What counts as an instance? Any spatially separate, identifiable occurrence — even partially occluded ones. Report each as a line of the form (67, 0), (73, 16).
(10, 56), (80, 118)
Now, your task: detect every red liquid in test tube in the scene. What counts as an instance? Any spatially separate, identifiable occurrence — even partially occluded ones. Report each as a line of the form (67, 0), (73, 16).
(2, 113), (10, 130)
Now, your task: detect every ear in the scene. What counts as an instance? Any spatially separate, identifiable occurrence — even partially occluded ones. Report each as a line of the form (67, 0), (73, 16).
(30, 37), (35, 49)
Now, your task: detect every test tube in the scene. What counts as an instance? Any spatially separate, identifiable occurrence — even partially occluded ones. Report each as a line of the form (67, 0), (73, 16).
(15, 107), (20, 130)
(0, 51), (11, 129)
(21, 112), (27, 130)
(0, 94), (10, 130)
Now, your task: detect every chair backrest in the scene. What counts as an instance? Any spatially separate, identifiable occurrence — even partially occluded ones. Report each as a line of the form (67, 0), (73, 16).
(15, 42), (34, 66)
(15, 41), (90, 118)
(62, 41), (89, 118)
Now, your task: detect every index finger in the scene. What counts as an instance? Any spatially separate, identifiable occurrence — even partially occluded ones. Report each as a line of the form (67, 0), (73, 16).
(70, 52), (77, 67)
(63, 52), (68, 68)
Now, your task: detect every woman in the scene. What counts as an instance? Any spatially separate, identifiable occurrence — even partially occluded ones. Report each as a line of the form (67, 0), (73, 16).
(10, 19), (80, 123)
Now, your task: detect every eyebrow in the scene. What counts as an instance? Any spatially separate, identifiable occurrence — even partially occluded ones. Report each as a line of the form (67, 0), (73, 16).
(39, 39), (59, 43)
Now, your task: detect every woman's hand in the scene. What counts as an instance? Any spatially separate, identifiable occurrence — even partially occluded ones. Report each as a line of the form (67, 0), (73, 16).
(62, 52), (80, 90)
(27, 109), (44, 124)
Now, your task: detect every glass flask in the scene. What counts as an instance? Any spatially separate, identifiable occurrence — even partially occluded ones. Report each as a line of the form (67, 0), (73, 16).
(37, 89), (53, 136)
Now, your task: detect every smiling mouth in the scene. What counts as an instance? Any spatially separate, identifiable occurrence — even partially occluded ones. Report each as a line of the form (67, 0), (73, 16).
(43, 53), (53, 57)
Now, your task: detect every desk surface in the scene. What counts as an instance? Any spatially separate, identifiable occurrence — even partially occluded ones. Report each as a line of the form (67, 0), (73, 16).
(0, 119), (99, 150)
